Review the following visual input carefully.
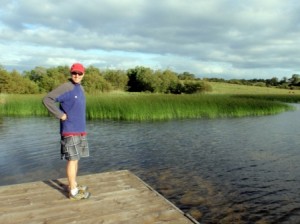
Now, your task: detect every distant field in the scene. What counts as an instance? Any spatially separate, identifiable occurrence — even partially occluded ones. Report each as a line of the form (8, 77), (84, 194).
(208, 82), (300, 95)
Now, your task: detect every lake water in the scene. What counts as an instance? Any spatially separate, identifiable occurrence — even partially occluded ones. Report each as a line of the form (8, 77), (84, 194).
(1, 105), (300, 224)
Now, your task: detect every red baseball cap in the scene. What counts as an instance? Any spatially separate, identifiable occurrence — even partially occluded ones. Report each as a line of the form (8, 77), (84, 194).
(70, 63), (85, 73)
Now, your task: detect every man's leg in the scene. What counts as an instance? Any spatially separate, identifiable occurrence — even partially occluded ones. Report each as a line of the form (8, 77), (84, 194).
(67, 160), (78, 191)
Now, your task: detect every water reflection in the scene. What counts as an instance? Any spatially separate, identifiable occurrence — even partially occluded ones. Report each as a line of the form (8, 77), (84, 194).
(1, 106), (300, 223)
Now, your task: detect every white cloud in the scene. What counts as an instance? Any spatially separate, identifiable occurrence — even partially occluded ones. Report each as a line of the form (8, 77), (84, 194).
(0, 0), (300, 79)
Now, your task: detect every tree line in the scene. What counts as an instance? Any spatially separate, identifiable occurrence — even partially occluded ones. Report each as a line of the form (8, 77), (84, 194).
(0, 65), (212, 94)
(0, 64), (300, 94)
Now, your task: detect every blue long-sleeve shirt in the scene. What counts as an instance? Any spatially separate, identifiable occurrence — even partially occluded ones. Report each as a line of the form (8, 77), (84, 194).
(43, 81), (86, 136)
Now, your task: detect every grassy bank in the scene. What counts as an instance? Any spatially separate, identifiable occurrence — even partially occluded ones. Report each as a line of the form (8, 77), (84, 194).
(0, 93), (295, 121)
(208, 82), (300, 95)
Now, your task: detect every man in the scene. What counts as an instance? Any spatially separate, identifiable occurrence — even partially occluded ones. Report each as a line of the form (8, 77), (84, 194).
(43, 63), (90, 200)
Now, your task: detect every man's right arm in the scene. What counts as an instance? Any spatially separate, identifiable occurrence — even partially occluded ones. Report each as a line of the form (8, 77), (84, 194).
(43, 84), (68, 119)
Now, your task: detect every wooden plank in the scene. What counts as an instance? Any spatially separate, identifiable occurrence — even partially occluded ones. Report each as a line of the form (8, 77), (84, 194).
(0, 170), (199, 224)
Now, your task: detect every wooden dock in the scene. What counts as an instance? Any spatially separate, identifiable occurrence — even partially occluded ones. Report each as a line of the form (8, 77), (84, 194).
(0, 170), (199, 224)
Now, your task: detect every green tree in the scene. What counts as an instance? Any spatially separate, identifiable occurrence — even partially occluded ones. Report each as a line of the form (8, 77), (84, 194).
(82, 67), (112, 93)
(289, 74), (300, 86)
(0, 69), (39, 93)
(127, 66), (155, 92)
(24, 66), (47, 82)
(266, 77), (279, 86)
(178, 71), (195, 80)
(156, 69), (179, 93)
(103, 69), (128, 91)
(85, 66), (101, 76)
(0, 69), (11, 93)
(38, 75), (56, 92)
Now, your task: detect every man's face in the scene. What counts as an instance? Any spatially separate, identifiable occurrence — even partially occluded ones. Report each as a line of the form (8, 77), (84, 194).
(71, 71), (84, 83)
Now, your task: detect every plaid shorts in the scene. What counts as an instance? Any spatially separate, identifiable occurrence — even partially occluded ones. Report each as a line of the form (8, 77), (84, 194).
(60, 135), (89, 161)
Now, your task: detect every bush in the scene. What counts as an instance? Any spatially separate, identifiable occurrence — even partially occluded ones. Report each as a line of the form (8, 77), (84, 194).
(181, 81), (212, 94)
(0, 69), (40, 94)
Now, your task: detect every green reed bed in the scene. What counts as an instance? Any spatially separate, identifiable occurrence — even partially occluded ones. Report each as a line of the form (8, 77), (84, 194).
(86, 93), (294, 121)
(0, 93), (294, 121)
(0, 94), (48, 117)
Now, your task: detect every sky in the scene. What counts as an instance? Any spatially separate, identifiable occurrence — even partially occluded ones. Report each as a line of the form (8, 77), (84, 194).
(0, 0), (300, 80)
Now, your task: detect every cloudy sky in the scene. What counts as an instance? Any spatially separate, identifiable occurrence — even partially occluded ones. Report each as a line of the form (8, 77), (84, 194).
(0, 0), (300, 79)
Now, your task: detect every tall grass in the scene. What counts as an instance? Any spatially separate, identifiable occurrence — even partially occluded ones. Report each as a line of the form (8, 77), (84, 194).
(0, 93), (294, 121)
(0, 94), (48, 117)
(87, 93), (293, 120)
